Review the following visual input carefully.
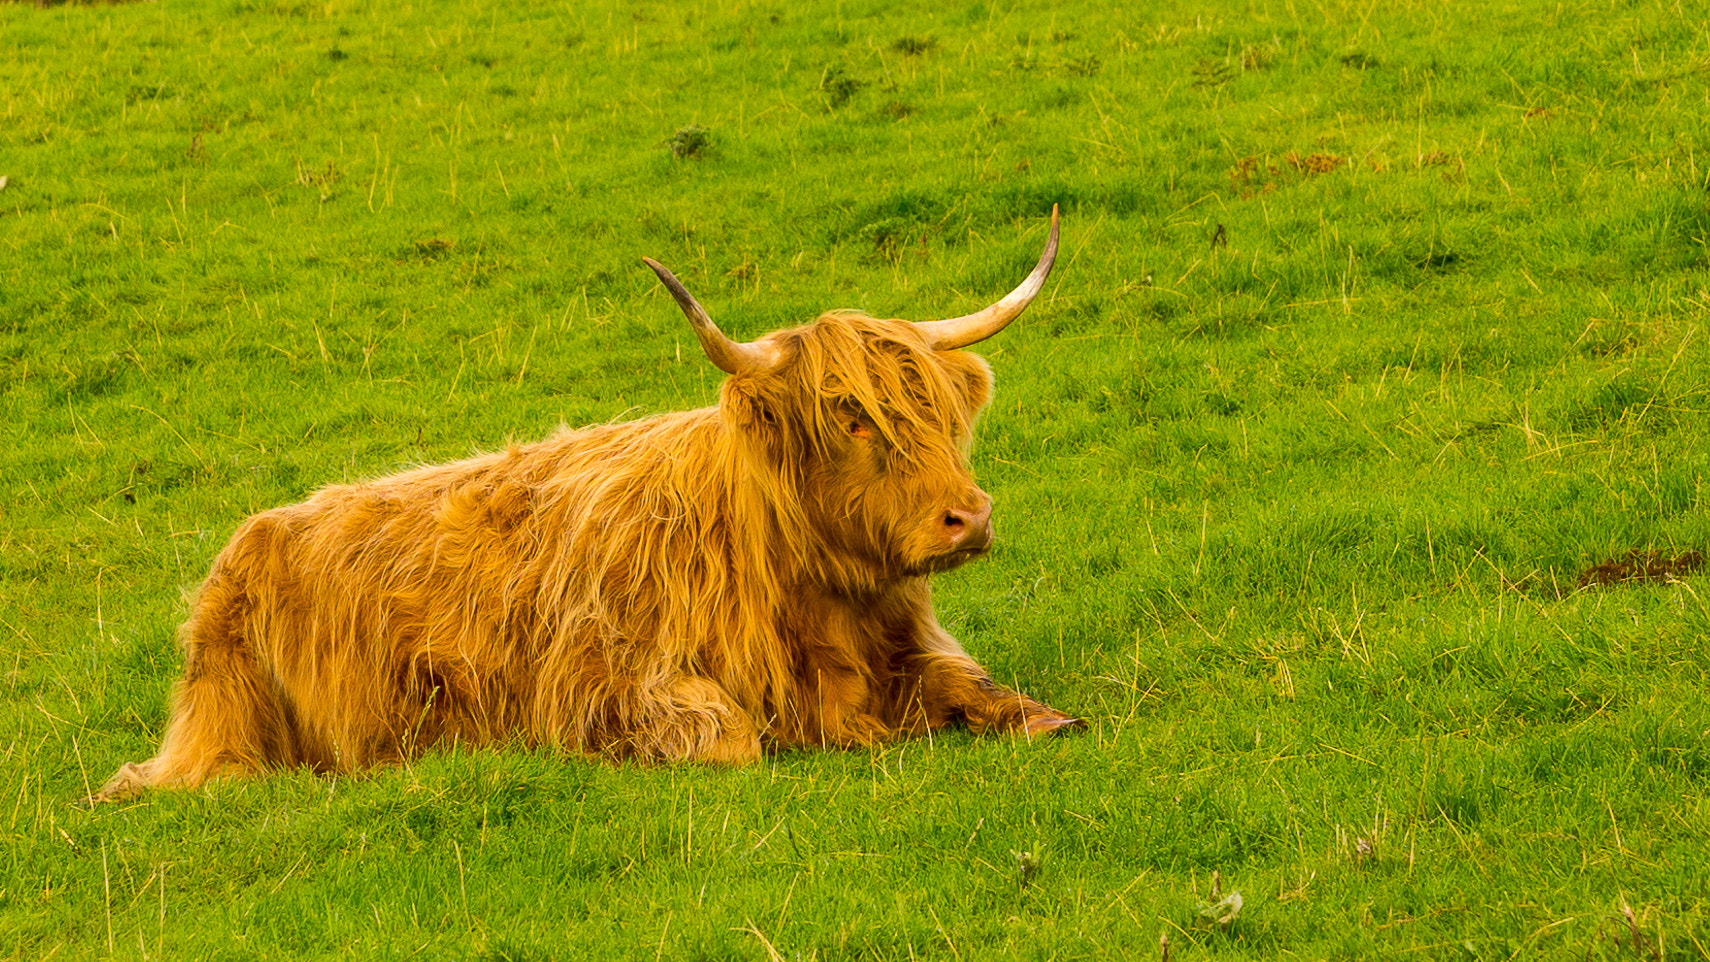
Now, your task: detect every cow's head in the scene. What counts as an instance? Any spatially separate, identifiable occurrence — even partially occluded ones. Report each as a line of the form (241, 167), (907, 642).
(645, 207), (1059, 591)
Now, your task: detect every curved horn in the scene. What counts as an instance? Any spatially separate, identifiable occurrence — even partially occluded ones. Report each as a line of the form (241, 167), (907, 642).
(642, 257), (784, 376)
(915, 204), (1059, 351)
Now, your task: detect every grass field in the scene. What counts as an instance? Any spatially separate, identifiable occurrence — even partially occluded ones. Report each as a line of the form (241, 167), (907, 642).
(4, 0), (1709, 957)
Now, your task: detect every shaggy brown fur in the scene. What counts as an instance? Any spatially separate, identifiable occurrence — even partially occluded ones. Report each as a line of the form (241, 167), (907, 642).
(96, 309), (1079, 800)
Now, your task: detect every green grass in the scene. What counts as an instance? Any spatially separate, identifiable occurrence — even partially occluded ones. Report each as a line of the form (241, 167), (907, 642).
(3, 0), (1709, 957)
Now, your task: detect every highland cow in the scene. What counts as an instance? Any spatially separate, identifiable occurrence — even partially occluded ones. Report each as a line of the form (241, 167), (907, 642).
(94, 206), (1078, 801)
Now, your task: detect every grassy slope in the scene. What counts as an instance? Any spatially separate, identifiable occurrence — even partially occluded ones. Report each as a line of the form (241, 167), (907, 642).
(2, 0), (1708, 958)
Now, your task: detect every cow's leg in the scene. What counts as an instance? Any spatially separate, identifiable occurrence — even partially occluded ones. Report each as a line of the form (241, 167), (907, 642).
(850, 587), (1081, 739)
(631, 676), (761, 764)
(876, 604), (1081, 737)
(91, 568), (299, 803)
(788, 641), (891, 748)
(900, 653), (1082, 736)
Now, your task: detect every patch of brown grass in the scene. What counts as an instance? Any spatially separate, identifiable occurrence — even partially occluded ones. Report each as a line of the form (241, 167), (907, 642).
(1577, 549), (1703, 589)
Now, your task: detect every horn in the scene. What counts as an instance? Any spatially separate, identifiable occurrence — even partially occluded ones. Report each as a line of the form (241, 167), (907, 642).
(915, 204), (1059, 350)
(642, 257), (784, 376)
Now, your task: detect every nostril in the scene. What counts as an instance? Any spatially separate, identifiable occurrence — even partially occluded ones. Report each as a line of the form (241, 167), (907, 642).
(943, 511), (965, 530)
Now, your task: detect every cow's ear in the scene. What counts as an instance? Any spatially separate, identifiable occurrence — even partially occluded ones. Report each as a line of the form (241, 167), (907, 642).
(719, 375), (789, 456)
(942, 351), (995, 418)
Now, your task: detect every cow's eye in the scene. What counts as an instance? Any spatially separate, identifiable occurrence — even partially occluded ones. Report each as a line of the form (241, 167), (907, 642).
(847, 416), (873, 440)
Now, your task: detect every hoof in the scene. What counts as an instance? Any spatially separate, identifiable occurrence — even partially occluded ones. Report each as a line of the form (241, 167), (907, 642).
(1024, 713), (1086, 738)
(86, 760), (154, 806)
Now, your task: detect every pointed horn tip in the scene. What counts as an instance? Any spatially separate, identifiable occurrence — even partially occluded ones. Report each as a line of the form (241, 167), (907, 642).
(642, 257), (715, 331)
(641, 256), (783, 376)
(641, 256), (693, 301)
(1031, 204), (1060, 276)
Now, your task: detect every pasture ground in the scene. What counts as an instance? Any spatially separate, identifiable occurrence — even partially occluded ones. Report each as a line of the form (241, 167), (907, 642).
(2, 0), (1708, 958)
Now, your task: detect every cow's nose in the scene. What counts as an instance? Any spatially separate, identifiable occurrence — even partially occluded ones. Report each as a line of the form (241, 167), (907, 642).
(942, 500), (993, 551)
